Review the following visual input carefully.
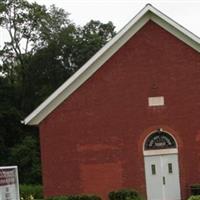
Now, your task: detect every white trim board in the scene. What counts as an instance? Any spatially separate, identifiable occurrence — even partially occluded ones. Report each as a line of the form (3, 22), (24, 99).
(23, 4), (200, 125)
(143, 148), (178, 156)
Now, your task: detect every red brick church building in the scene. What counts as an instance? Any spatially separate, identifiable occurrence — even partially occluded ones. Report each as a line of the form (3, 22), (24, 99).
(24, 4), (200, 200)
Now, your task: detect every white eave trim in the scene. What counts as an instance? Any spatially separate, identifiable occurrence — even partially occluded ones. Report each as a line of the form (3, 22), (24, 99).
(149, 5), (200, 43)
(23, 4), (200, 125)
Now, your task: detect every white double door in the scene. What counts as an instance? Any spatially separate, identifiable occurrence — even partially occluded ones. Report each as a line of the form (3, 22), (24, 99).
(144, 154), (181, 200)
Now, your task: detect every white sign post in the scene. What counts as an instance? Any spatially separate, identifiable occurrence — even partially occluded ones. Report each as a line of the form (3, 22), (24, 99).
(0, 166), (20, 200)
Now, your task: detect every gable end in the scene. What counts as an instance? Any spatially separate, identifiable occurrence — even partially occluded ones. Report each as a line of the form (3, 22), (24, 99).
(23, 4), (200, 125)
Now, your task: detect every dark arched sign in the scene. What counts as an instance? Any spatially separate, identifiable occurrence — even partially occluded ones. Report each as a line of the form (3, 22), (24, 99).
(145, 131), (176, 150)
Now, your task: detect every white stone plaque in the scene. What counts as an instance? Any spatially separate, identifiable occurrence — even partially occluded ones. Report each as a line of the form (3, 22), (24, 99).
(148, 96), (165, 106)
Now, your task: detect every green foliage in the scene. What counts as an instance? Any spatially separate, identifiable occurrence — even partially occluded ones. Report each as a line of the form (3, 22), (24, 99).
(188, 196), (200, 200)
(0, 0), (72, 114)
(46, 197), (69, 200)
(9, 136), (41, 184)
(108, 189), (141, 200)
(73, 20), (115, 69)
(73, 195), (101, 200)
(18, 20), (115, 114)
(191, 184), (200, 188)
(0, 0), (115, 184)
(191, 184), (200, 196)
(20, 184), (43, 200)
(0, 77), (24, 165)
(46, 195), (101, 200)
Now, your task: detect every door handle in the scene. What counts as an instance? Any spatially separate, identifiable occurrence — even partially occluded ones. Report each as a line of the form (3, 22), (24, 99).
(163, 176), (166, 185)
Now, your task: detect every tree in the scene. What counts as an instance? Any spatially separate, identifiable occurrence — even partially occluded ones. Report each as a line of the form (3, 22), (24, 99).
(0, 0), (72, 183)
(0, 0), (71, 112)
(9, 136), (41, 184)
(0, 0), (47, 77)
(0, 76), (24, 165)
(0, 0), (116, 184)
(0, 0), (70, 63)
(73, 20), (116, 70)
(23, 20), (116, 113)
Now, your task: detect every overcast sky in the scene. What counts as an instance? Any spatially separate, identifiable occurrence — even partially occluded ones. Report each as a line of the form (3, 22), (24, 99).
(28, 0), (200, 35)
(1, 0), (200, 47)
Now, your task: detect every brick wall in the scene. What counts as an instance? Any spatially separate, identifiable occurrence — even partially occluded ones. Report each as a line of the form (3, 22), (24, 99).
(39, 20), (200, 200)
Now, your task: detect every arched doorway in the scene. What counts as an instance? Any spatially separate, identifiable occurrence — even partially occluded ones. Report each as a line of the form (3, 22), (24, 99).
(143, 129), (181, 200)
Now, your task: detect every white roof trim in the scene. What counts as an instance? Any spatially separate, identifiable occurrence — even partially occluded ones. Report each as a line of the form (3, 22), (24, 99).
(23, 4), (200, 125)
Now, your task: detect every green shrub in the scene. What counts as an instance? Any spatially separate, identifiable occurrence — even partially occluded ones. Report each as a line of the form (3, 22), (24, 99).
(20, 185), (43, 200)
(46, 195), (101, 200)
(77, 195), (101, 200)
(46, 196), (68, 200)
(108, 189), (141, 200)
(188, 195), (200, 200)
(191, 184), (200, 195)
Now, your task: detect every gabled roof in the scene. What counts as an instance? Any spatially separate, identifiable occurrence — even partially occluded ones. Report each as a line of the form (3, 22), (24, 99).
(23, 4), (200, 125)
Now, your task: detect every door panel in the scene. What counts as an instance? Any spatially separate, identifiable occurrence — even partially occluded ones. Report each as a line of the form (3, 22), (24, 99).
(162, 154), (181, 200)
(144, 156), (163, 200)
